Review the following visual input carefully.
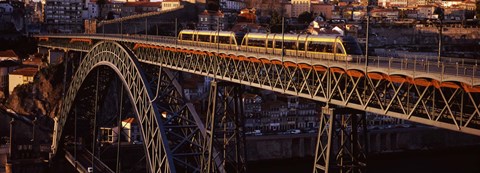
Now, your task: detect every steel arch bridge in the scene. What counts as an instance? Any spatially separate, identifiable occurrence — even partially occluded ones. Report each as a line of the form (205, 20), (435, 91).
(36, 34), (480, 173)
(54, 41), (228, 173)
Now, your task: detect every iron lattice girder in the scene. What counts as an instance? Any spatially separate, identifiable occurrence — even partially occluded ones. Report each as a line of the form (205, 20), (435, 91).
(202, 81), (247, 173)
(37, 37), (480, 135)
(134, 47), (480, 135)
(54, 41), (175, 173)
(314, 107), (367, 173)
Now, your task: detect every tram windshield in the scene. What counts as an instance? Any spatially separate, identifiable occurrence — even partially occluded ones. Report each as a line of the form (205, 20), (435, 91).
(342, 37), (363, 55)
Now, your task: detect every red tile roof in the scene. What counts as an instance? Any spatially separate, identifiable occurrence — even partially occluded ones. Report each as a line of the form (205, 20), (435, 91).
(122, 117), (136, 124)
(0, 50), (18, 58)
(10, 67), (38, 76)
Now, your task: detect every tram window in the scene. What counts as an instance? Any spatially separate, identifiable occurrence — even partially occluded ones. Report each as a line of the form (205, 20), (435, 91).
(342, 41), (363, 55)
(274, 41), (282, 49)
(248, 39), (265, 47)
(336, 43), (344, 54)
(284, 41), (296, 50)
(267, 40), (273, 48)
(298, 42), (306, 51)
(181, 34), (192, 41)
(198, 35), (210, 42)
(218, 36), (230, 44)
(308, 42), (333, 53)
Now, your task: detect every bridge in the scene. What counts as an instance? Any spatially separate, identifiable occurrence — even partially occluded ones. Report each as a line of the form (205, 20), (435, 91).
(35, 33), (480, 173)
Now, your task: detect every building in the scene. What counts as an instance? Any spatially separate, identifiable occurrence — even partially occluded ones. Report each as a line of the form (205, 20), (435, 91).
(22, 54), (45, 68)
(121, 118), (142, 143)
(0, 50), (19, 93)
(197, 10), (225, 30)
(8, 67), (37, 94)
(0, 2), (14, 14)
(99, 127), (119, 143)
(370, 8), (400, 21)
(85, 2), (99, 19)
(377, 0), (408, 8)
(417, 5), (436, 19)
(99, 118), (142, 144)
(311, 3), (333, 19)
(291, 0), (310, 17)
(161, 0), (180, 11)
(43, 0), (84, 33)
(123, 2), (162, 16)
(100, 2), (123, 19)
(220, 0), (246, 12)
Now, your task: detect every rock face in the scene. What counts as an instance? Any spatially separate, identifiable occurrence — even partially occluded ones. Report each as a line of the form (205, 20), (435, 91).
(6, 64), (64, 119)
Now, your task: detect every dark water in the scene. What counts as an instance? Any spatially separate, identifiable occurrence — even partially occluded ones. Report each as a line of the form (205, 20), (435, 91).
(248, 146), (480, 173)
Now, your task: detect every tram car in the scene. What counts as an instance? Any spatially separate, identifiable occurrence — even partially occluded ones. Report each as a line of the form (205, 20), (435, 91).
(178, 30), (362, 61)
(178, 30), (240, 50)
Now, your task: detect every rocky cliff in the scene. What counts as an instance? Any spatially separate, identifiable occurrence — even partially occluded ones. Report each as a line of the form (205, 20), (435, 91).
(6, 63), (64, 119)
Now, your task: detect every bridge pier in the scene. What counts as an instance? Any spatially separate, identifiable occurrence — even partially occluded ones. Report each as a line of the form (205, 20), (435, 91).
(313, 106), (367, 173)
(202, 80), (247, 173)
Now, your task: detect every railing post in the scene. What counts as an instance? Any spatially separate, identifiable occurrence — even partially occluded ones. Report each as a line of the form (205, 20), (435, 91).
(388, 57), (392, 72)
(377, 56), (379, 67)
(473, 64), (477, 84)
(427, 61), (430, 73)
(413, 57), (416, 76)
(456, 62), (459, 76)
(441, 62), (445, 81)
(400, 58), (403, 70)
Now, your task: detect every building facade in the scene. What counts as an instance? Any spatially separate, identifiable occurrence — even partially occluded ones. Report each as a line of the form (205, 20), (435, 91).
(161, 0), (180, 11)
(8, 67), (37, 94)
(43, 0), (84, 33)
(291, 0), (310, 17)
(197, 10), (225, 30)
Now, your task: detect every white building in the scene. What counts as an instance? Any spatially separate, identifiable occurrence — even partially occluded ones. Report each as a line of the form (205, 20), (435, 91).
(8, 67), (37, 94)
(121, 118), (142, 143)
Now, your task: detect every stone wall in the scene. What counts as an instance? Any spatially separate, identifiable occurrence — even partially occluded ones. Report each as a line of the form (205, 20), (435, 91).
(245, 127), (480, 161)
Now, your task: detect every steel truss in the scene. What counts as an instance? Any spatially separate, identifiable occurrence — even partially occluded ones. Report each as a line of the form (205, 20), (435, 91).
(314, 106), (367, 173)
(202, 81), (247, 173)
(132, 46), (480, 135)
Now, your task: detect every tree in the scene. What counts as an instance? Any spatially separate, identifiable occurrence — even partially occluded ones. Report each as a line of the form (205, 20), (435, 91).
(268, 10), (283, 33)
(297, 11), (313, 24)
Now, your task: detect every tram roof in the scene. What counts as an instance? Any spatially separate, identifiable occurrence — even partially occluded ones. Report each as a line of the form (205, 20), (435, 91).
(179, 30), (236, 37)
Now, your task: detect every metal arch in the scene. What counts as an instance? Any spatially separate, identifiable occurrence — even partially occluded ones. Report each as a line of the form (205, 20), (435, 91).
(52, 41), (175, 173)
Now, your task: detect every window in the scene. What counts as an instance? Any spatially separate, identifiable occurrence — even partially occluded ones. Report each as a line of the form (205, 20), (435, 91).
(307, 42), (333, 53)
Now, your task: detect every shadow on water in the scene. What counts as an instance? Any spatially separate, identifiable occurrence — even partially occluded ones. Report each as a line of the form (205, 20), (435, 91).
(248, 145), (480, 173)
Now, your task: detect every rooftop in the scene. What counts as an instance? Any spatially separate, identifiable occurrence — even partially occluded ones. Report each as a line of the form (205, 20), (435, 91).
(122, 117), (137, 124)
(22, 54), (44, 67)
(0, 50), (18, 59)
(10, 67), (38, 77)
(124, 2), (162, 7)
